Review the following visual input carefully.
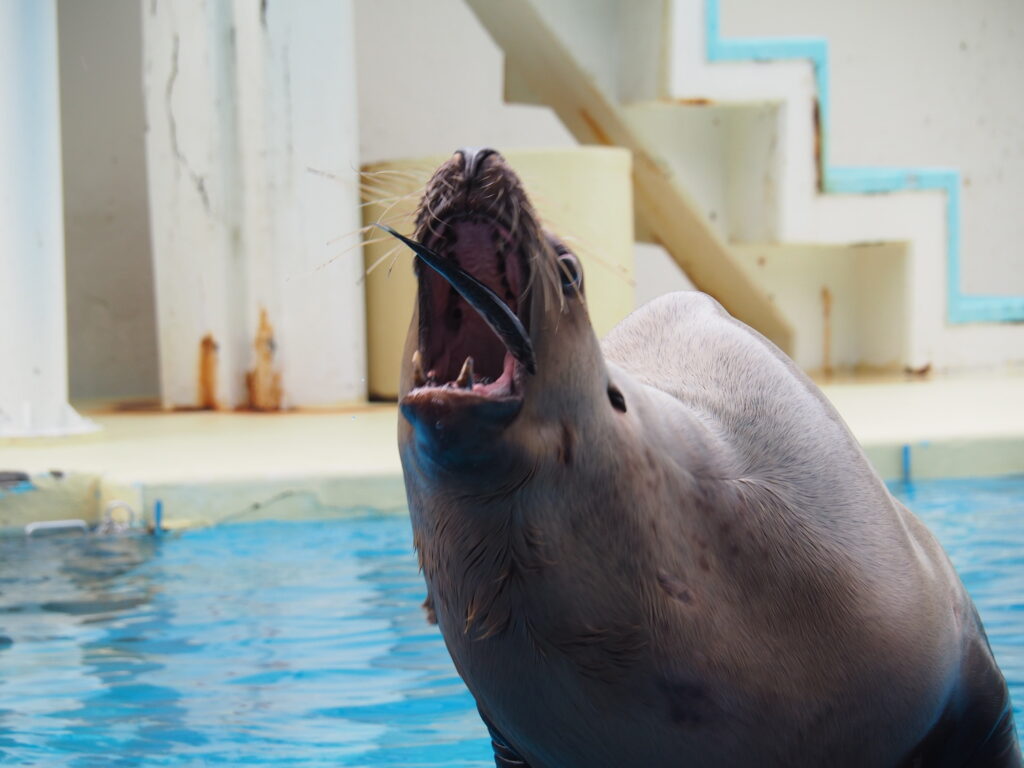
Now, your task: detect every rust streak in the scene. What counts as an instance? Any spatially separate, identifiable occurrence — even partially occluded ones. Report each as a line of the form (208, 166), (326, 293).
(198, 334), (219, 410)
(577, 108), (612, 146)
(812, 98), (824, 193)
(245, 308), (283, 412)
(904, 363), (933, 378)
(676, 97), (713, 106)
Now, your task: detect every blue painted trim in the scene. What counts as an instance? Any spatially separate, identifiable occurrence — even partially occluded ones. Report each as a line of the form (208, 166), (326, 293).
(704, 0), (1024, 323)
(0, 481), (36, 496)
(705, 0), (832, 187)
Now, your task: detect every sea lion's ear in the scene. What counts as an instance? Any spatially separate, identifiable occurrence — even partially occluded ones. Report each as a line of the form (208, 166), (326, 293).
(608, 383), (627, 413)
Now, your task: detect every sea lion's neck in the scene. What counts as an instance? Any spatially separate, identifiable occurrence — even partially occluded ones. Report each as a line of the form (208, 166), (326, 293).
(405, 473), (551, 641)
(401, 369), (733, 644)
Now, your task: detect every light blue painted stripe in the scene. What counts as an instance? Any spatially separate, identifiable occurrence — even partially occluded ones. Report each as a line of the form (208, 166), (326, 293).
(949, 294), (1024, 324)
(705, 0), (831, 179)
(825, 167), (959, 195)
(703, 0), (1024, 323)
(0, 481), (37, 496)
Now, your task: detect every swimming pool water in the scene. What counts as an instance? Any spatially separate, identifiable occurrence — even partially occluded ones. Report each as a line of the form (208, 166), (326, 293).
(0, 476), (1021, 766)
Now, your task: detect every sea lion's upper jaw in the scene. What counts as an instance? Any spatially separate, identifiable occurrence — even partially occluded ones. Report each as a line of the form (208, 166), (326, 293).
(396, 150), (547, 437)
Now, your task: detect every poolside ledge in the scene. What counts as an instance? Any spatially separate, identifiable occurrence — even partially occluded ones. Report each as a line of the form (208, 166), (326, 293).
(1, 371), (1022, 532)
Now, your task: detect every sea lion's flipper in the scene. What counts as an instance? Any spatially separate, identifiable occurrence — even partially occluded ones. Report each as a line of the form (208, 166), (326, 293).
(901, 628), (1022, 767)
(478, 708), (532, 767)
(902, 700), (1020, 767)
(969, 706), (1022, 767)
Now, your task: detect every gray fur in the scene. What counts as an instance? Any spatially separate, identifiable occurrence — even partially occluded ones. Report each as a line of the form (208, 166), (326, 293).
(398, 157), (1020, 767)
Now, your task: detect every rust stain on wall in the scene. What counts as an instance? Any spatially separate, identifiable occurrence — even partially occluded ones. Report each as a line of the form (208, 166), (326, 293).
(904, 362), (933, 377)
(245, 308), (283, 411)
(577, 109), (612, 145)
(812, 99), (824, 193)
(198, 334), (219, 410)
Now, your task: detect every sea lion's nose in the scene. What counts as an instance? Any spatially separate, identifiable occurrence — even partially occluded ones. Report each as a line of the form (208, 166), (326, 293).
(456, 147), (500, 180)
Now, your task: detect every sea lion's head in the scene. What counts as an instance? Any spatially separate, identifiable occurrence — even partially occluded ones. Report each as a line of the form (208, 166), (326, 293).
(391, 148), (627, 485)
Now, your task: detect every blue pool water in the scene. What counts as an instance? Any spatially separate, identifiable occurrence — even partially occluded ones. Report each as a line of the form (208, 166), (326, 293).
(0, 476), (1022, 766)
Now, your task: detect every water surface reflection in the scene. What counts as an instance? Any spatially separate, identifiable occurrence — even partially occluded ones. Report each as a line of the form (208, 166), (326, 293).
(0, 478), (1020, 765)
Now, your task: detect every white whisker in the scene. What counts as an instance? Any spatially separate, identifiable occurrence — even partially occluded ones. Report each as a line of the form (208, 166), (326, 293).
(361, 244), (404, 283)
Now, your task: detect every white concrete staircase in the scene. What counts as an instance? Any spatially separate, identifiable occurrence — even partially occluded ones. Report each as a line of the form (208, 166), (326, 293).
(466, 0), (1024, 374)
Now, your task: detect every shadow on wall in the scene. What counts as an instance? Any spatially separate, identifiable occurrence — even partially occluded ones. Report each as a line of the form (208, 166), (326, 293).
(58, 0), (160, 404)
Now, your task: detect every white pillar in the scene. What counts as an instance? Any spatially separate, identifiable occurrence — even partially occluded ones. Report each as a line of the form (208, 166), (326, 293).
(143, 0), (365, 410)
(0, 0), (96, 437)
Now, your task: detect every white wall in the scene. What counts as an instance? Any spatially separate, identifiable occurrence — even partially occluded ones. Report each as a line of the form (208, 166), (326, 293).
(354, 0), (575, 164)
(52, 0), (1022, 401)
(0, 0), (96, 436)
(721, 0), (1024, 296)
(143, 0), (366, 410)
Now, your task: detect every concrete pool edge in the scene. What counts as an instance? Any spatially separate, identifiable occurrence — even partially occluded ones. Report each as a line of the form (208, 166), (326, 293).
(0, 404), (408, 532)
(2, 370), (1023, 530)
(864, 437), (1024, 486)
(0, 471), (409, 535)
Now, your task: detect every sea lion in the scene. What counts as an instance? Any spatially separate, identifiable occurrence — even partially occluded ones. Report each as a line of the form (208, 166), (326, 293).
(388, 148), (1020, 767)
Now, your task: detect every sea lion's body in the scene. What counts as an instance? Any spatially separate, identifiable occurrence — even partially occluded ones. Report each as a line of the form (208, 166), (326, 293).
(395, 149), (1019, 767)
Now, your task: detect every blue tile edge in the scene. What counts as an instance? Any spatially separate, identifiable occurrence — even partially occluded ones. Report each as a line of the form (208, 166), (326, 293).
(704, 0), (1024, 323)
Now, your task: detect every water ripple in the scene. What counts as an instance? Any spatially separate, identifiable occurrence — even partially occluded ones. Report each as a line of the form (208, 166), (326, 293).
(0, 479), (1020, 764)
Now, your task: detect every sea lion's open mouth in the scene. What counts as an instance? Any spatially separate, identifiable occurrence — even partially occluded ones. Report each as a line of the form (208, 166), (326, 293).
(386, 149), (545, 416)
(375, 224), (535, 379)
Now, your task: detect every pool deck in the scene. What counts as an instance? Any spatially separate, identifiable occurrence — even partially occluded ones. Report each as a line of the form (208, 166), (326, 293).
(2, 370), (1023, 531)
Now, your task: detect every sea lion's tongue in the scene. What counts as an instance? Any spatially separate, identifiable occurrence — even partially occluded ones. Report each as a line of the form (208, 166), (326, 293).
(375, 224), (536, 375)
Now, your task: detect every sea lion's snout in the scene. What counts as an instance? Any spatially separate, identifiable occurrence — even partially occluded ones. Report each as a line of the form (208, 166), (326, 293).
(454, 146), (498, 183)
(390, 150), (603, 472)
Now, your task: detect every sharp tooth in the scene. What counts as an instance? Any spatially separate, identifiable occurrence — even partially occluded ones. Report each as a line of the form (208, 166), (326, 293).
(455, 357), (474, 389)
(412, 350), (426, 387)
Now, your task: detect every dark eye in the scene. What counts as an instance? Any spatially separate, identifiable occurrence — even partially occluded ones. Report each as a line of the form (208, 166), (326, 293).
(608, 384), (627, 413)
(558, 253), (583, 295)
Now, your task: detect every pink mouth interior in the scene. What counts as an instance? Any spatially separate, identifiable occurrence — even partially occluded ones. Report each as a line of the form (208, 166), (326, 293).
(422, 219), (523, 393)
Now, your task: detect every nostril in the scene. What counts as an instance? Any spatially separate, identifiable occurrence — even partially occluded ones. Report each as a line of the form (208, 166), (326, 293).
(456, 147), (499, 180)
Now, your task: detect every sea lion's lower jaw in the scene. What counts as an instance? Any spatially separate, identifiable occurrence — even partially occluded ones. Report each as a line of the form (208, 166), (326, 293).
(400, 385), (522, 472)
(410, 346), (523, 396)
(400, 386), (522, 427)
(402, 347), (522, 429)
